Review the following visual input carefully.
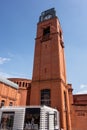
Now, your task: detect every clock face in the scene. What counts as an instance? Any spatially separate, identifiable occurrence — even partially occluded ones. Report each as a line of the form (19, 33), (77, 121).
(44, 14), (52, 20)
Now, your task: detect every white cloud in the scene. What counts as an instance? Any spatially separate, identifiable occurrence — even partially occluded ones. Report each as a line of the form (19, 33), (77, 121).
(0, 57), (10, 64)
(76, 84), (87, 94)
(80, 84), (87, 89)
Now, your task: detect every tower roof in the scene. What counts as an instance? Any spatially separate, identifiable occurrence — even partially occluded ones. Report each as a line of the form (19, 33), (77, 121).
(39, 8), (56, 22)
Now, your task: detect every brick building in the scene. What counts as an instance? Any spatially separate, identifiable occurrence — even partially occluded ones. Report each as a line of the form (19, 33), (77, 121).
(8, 78), (31, 106)
(68, 84), (87, 130)
(0, 8), (87, 130)
(0, 76), (20, 107)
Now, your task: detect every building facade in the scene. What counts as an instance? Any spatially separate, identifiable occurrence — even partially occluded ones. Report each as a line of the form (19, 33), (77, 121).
(0, 8), (87, 130)
(0, 77), (20, 107)
(68, 84), (87, 130)
(8, 78), (31, 106)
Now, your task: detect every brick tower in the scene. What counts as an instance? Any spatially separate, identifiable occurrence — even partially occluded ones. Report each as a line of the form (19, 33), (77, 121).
(30, 8), (71, 130)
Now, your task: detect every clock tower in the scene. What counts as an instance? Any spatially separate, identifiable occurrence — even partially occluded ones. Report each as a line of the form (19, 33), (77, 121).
(30, 8), (71, 130)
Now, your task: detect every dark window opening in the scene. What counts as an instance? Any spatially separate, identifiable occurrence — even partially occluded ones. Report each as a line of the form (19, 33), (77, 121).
(1, 100), (5, 107)
(40, 89), (51, 106)
(64, 91), (67, 111)
(9, 102), (13, 106)
(43, 26), (50, 36)
(60, 31), (62, 39)
(23, 82), (25, 87)
(26, 83), (27, 87)
(24, 108), (40, 130)
(0, 112), (14, 130)
(19, 82), (21, 87)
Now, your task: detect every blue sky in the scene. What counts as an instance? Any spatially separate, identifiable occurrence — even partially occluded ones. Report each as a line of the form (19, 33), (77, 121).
(0, 0), (87, 94)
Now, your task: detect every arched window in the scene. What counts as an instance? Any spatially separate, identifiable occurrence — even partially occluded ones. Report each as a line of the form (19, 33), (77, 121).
(26, 83), (27, 87)
(43, 26), (50, 36)
(19, 82), (21, 87)
(9, 102), (13, 106)
(40, 89), (51, 106)
(1, 100), (5, 107)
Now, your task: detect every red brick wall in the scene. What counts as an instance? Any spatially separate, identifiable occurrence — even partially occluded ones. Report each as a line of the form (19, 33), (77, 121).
(0, 82), (20, 106)
(8, 78), (31, 106)
(71, 105), (87, 130)
(73, 94), (87, 105)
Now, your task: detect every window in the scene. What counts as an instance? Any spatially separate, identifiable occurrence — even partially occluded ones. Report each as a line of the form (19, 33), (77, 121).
(42, 26), (50, 42)
(40, 89), (51, 106)
(23, 82), (25, 87)
(26, 83), (27, 87)
(19, 82), (21, 87)
(59, 31), (62, 39)
(43, 26), (50, 36)
(64, 91), (67, 111)
(9, 102), (13, 106)
(1, 100), (5, 107)
(0, 112), (14, 129)
(24, 108), (40, 130)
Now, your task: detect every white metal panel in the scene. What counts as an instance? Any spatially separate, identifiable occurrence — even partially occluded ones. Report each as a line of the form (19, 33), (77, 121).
(40, 106), (56, 130)
(13, 108), (25, 130)
(0, 76), (18, 89)
(40, 107), (45, 130)
(49, 111), (54, 130)
(0, 107), (25, 130)
(0, 106), (60, 130)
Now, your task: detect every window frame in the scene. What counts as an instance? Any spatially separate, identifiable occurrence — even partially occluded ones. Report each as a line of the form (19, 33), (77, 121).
(40, 89), (51, 106)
